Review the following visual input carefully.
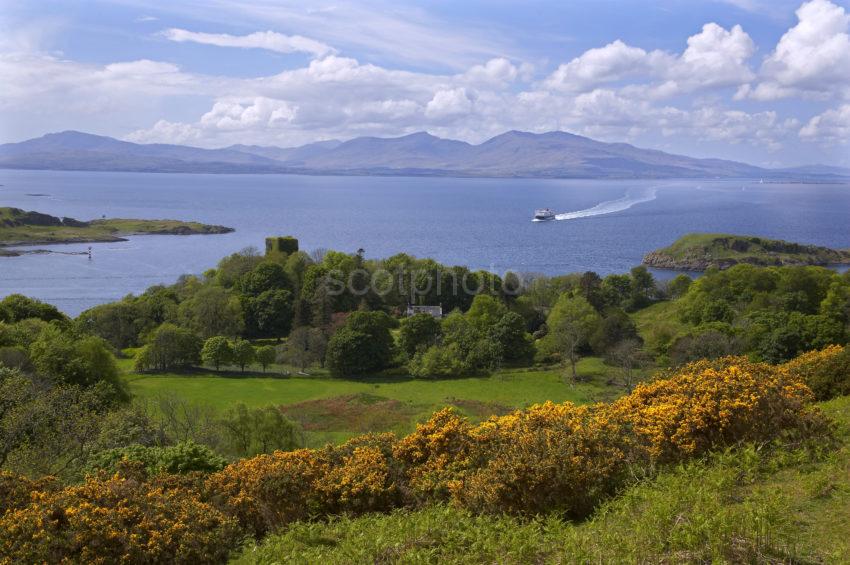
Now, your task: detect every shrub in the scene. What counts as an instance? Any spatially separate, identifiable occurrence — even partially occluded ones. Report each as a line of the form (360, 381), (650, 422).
(0, 473), (239, 564)
(392, 408), (476, 501)
(455, 402), (628, 518)
(784, 345), (850, 401)
(206, 448), (329, 536)
(86, 441), (227, 476)
(608, 357), (827, 463)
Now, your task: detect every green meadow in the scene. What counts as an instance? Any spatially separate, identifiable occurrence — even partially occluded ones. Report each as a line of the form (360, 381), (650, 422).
(125, 357), (625, 446)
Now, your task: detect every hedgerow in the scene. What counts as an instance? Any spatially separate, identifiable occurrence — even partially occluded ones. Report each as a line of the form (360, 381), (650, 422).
(0, 353), (836, 563)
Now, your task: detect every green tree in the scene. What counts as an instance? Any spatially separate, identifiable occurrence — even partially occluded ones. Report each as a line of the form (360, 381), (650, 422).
(231, 338), (255, 372)
(215, 247), (263, 288)
(242, 289), (293, 338)
(238, 261), (292, 296)
(29, 326), (125, 399)
(221, 403), (302, 457)
(545, 294), (601, 382)
(326, 327), (379, 377)
(325, 312), (395, 377)
(601, 274), (632, 308)
(466, 294), (508, 331)
(589, 308), (641, 355)
(255, 345), (276, 373)
(667, 274), (693, 299)
(77, 301), (141, 349)
(0, 294), (67, 324)
(179, 285), (243, 339)
(283, 327), (316, 372)
(201, 336), (233, 371)
(627, 266), (656, 310)
(134, 324), (201, 372)
(399, 313), (442, 358)
(491, 311), (533, 362)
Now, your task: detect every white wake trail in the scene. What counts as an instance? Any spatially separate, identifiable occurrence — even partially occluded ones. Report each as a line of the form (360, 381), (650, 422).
(554, 186), (659, 221)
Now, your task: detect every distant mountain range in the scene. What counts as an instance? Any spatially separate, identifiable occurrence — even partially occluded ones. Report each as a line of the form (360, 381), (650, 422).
(1, 130), (848, 180)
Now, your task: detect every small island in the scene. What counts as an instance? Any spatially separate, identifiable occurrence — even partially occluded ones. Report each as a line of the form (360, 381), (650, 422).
(643, 232), (850, 271)
(0, 207), (234, 256)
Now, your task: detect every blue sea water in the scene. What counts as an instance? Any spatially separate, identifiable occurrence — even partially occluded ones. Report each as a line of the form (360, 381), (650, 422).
(0, 169), (848, 316)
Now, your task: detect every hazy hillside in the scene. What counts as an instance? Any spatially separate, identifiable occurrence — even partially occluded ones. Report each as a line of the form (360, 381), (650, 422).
(1, 129), (846, 180)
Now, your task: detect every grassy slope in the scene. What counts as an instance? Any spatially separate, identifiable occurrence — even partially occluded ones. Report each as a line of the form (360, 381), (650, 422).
(631, 300), (689, 354)
(233, 395), (850, 564)
(126, 358), (624, 446)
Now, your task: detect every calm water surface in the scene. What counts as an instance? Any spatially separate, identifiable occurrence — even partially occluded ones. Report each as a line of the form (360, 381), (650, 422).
(1, 169), (848, 315)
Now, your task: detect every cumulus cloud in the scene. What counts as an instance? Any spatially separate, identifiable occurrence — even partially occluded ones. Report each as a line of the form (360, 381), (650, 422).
(668, 24), (755, 90)
(425, 88), (474, 121)
(799, 104), (850, 142)
(543, 40), (660, 92)
(200, 97), (297, 130)
(125, 119), (202, 144)
(542, 23), (755, 98)
(743, 0), (850, 100)
(461, 58), (519, 88)
(162, 28), (336, 58)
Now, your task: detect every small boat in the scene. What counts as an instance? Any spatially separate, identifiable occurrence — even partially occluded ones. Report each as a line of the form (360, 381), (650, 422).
(533, 208), (556, 222)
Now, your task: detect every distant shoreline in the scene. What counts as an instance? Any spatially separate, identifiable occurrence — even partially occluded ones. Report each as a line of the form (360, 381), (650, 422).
(2, 166), (849, 185)
(0, 207), (234, 257)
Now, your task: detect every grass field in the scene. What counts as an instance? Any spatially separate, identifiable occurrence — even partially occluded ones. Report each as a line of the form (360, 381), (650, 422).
(126, 357), (626, 446)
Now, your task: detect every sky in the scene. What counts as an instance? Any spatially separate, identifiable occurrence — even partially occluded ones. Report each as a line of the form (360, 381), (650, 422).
(1, 0), (849, 167)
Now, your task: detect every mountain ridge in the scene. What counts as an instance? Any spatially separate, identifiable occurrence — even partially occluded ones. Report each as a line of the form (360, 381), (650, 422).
(1, 130), (847, 180)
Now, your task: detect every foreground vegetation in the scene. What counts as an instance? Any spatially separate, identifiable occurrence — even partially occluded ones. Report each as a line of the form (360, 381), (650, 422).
(2, 352), (847, 562)
(237, 396), (850, 564)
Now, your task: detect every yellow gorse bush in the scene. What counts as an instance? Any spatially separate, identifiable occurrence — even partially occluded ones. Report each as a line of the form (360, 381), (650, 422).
(0, 473), (238, 565)
(610, 357), (823, 463)
(0, 353), (834, 563)
(783, 344), (850, 401)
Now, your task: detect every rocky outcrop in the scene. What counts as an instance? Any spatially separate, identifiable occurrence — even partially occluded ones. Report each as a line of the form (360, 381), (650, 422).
(643, 234), (850, 271)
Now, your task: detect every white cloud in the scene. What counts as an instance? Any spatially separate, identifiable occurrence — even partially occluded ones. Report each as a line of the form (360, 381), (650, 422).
(125, 119), (201, 144)
(200, 97), (297, 130)
(461, 58), (519, 88)
(670, 24), (755, 89)
(543, 40), (661, 92)
(162, 28), (336, 58)
(542, 23), (754, 97)
(425, 88), (474, 121)
(799, 104), (850, 142)
(744, 0), (850, 100)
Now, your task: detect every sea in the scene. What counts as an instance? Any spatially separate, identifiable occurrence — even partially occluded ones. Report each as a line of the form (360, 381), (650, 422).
(1, 169), (848, 316)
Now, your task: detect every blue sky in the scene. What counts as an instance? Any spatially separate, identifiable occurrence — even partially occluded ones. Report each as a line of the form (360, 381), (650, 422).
(1, 0), (849, 167)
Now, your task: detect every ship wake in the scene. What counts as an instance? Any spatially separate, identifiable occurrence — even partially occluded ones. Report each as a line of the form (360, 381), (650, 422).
(555, 186), (659, 221)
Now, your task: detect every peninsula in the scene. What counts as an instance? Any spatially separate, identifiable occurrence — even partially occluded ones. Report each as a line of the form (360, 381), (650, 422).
(0, 207), (234, 256)
(643, 233), (850, 271)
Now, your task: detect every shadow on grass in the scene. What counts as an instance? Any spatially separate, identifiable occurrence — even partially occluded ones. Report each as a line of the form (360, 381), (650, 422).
(135, 367), (292, 379)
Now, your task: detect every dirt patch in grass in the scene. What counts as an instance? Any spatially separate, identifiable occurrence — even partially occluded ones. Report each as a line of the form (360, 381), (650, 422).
(280, 393), (421, 433)
(446, 398), (513, 420)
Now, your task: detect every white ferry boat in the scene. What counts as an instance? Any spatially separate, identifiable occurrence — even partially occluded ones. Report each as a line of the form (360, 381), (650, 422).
(533, 208), (556, 221)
